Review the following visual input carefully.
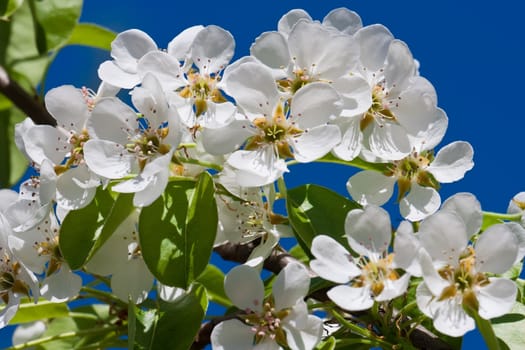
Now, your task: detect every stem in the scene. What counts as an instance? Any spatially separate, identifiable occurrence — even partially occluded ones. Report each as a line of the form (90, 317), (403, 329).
(482, 211), (522, 222)
(330, 309), (395, 349)
(177, 156), (223, 171)
(80, 287), (127, 308)
(0, 65), (56, 126)
(277, 176), (287, 200)
(472, 312), (502, 350)
(287, 153), (389, 173)
(6, 325), (123, 350)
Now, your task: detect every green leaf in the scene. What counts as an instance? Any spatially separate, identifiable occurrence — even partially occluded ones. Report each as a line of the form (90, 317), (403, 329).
(139, 173), (217, 289)
(286, 184), (360, 256)
(0, 107), (28, 188)
(315, 336), (336, 350)
(32, 0), (83, 51)
(86, 192), (135, 263)
(67, 23), (116, 51)
(59, 188), (115, 270)
(8, 298), (69, 325)
(134, 285), (207, 350)
(196, 264), (231, 307)
(0, 0), (23, 19)
(492, 302), (525, 349)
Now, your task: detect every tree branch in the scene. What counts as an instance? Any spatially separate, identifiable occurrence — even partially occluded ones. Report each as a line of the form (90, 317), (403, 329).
(0, 65), (56, 126)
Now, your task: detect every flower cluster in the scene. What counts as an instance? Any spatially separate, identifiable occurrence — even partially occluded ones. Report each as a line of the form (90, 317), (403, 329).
(1, 6), (523, 350)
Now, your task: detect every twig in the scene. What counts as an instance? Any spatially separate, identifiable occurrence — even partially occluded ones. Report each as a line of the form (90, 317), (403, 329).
(0, 65), (56, 126)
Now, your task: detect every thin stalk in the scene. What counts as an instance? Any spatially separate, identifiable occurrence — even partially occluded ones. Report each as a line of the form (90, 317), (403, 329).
(482, 211), (522, 222)
(6, 325), (123, 350)
(80, 286), (127, 308)
(331, 309), (395, 349)
(472, 311), (502, 350)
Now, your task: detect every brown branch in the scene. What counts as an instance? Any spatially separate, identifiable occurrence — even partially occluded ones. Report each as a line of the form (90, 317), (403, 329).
(0, 65), (56, 126)
(193, 241), (453, 350)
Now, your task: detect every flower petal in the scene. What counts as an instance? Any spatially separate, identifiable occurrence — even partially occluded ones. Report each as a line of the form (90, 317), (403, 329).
(292, 125), (341, 163)
(191, 25), (234, 74)
(427, 141), (474, 183)
(273, 262), (310, 311)
(475, 224), (518, 274)
(345, 205), (391, 256)
(441, 192), (482, 236)
(310, 235), (360, 283)
(399, 184), (441, 222)
(477, 277), (517, 319)
(224, 264), (264, 313)
(346, 170), (395, 206)
(210, 319), (255, 350)
(327, 285), (374, 311)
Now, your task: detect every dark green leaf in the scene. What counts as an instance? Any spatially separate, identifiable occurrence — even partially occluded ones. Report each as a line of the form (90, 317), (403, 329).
(32, 0), (83, 51)
(139, 173), (217, 289)
(86, 192), (135, 263)
(286, 184), (360, 256)
(59, 188), (116, 269)
(0, 107), (28, 188)
(67, 23), (117, 51)
(134, 285), (207, 350)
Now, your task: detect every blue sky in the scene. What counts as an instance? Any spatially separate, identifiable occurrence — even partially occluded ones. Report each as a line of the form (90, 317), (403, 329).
(2, 0), (525, 348)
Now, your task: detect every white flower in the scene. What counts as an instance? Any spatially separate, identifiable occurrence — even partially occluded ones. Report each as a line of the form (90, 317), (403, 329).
(310, 205), (410, 311)
(85, 210), (154, 304)
(214, 60), (342, 187)
(215, 183), (292, 266)
(211, 263), (323, 350)
(17, 85), (106, 210)
(335, 25), (448, 161)
(138, 25), (236, 129)
(0, 200), (39, 328)
(347, 141), (474, 221)
(98, 29), (158, 88)
(83, 74), (181, 207)
(415, 195), (518, 337)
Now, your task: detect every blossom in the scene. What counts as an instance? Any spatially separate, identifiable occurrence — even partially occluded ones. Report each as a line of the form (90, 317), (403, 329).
(347, 141), (474, 221)
(415, 193), (518, 337)
(211, 263), (323, 350)
(98, 29), (158, 88)
(214, 180), (292, 266)
(310, 205), (410, 311)
(83, 73), (182, 207)
(210, 60), (342, 186)
(0, 191), (39, 328)
(16, 85), (109, 210)
(137, 25), (237, 129)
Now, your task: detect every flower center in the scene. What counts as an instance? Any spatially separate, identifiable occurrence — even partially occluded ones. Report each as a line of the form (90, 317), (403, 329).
(437, 247), (490, 304)
(126, 127), (171, 171)
(178, 70), (226, 116)
(0, 253), (30, 301)
(243, 300), (291, 346)
(383, 150), (439, 200)
(360, 84), (398, 131)
(353, 253), (399, 296)
(55, 128), (90, 175)
(245, 103), (302, 159)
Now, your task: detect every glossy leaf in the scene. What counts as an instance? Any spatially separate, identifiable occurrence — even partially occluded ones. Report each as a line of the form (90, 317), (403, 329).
(32, 0), (83, 51)
(67, 23), (117, 51)
(133, 285), (207, 350)
(286, 184), (360, 256)
(0, 107), (28, 187)
(9, 298), (69, 325)
(59, 188), (116, 270)
(139, 173), (217, 289)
